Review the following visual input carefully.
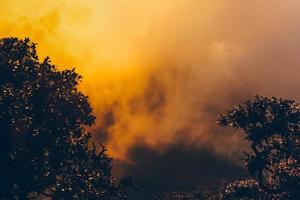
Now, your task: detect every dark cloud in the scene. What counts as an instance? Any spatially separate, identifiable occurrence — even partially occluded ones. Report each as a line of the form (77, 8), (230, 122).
(116, 142), (248, 198)
(93, 110), (116, 143)
(143, 77), (166, 113)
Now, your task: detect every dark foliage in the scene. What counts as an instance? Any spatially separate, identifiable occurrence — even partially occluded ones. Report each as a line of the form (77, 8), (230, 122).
(218, 96), (300, 199)
(155, 191), (205, 200)
(0, 37), (126, 199)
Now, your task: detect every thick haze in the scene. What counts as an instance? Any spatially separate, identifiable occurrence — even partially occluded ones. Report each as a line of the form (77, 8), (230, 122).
(1, 0), (300, 192)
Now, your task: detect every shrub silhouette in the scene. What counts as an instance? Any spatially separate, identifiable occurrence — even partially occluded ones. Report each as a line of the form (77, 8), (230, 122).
(218, 96), (300, 199)
(0, 37), (125, 199)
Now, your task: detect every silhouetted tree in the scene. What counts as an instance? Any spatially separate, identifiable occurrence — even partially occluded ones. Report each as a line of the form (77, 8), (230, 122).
(0, 37), (126, 199)
(219, 179), (267, 200)
(218, 96), (300, 199)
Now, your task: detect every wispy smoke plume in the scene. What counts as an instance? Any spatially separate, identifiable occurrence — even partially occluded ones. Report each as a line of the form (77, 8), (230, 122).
(1, 0), (300, 191)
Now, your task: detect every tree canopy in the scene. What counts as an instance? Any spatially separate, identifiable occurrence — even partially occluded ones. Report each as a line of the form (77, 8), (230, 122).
(0, 37), (125, 199)
(218, 96), (300, 199)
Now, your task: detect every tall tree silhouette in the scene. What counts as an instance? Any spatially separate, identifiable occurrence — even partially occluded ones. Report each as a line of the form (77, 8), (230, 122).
(0, 37), (125, 199)
(218, 96), (300, 199)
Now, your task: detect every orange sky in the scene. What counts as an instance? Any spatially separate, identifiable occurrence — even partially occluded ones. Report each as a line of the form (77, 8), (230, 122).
(1, 0), (300, 161)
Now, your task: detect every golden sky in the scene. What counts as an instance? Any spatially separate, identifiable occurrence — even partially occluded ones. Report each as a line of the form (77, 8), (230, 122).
(1, 0), (300, 161)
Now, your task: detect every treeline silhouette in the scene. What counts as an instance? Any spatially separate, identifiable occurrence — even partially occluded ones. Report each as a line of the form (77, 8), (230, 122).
(0, 37), (299, 199)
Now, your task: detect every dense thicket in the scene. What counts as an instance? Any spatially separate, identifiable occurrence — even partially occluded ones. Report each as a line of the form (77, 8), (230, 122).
(0, 37), (125, 199)
(218, 96), (300, 199)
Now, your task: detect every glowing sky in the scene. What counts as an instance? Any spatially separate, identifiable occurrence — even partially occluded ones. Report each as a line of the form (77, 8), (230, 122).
(1, 0), (300, 161)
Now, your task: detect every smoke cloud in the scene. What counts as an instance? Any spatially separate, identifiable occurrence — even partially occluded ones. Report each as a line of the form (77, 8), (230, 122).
(117, 142), (247, 199)
(1, 0), (300, 192)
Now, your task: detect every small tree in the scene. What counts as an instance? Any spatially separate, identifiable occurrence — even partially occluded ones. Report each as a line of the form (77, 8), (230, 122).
(0, 37), (125, 199)
(218, 96), (300, 199)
